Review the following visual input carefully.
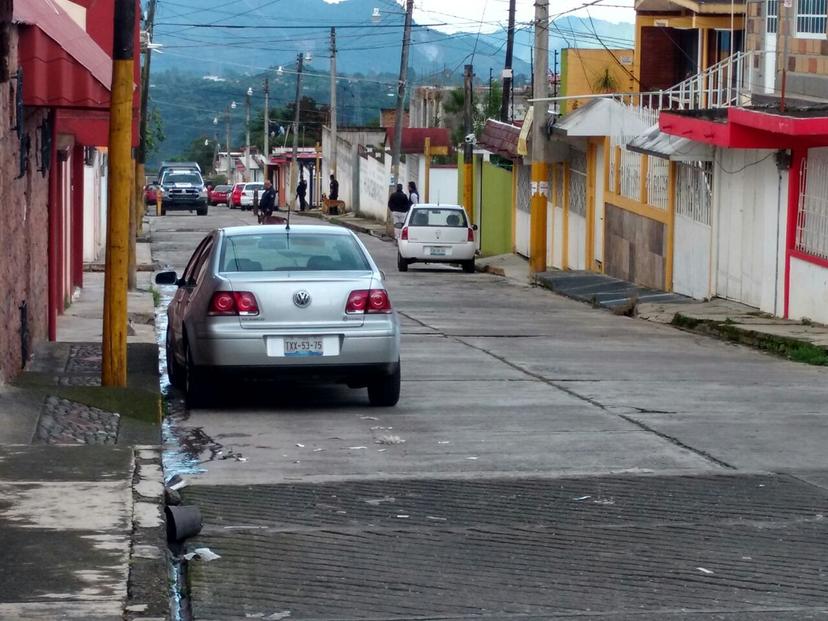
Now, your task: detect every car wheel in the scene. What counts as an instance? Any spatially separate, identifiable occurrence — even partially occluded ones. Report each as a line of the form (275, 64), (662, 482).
(160, 205), (167, 216)
(462, 259), (475, 274)
(397, 252), (409, 272)
(184, 343), (208, 409)
(367, 361), (401, 407)
(166, 327), (185, 389)
(197, 207), (208, 216)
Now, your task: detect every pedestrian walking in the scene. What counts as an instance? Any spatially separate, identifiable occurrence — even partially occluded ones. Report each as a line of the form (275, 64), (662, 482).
(388, 183), (411, 240)
(297, 178), (308, 212)
(408, 181), (419, 206)
(258, 179), (277, 223)
(329, 174), (339, 201)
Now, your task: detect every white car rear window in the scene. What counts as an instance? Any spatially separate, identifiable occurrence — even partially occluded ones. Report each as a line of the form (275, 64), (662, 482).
(220, 233), (370, 272)
(409, 208), (467, 227)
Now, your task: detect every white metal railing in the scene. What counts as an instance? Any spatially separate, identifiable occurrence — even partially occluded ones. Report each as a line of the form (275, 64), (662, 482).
(619, 146), (641, 201)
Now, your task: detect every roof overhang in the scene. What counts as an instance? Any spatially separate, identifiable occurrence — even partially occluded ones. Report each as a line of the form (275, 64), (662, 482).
(553, 98), (654, 138)
(628, 123), (714, 161)
(660, 107), (828, 149)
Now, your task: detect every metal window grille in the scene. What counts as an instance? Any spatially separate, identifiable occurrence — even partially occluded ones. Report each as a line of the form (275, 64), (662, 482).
(767, 0), (779, 33)
(517, 164), (531, 213)
(568, 149), (587, 216)
(796, 0), (827, 36)
(796, 154), (828, 260)
(619, 147), (642, 201)
(647, 156), (670, 210)
(675, 161), (712, 225)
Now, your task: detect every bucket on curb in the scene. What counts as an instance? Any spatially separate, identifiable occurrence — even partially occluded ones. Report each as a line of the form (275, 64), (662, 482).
(165, 505), (203, 542)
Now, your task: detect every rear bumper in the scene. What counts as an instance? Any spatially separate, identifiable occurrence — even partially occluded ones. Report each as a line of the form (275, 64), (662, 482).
(399, 241), (475, 262)
(198, 361), (398, 383)
(190, 332), (400, 369)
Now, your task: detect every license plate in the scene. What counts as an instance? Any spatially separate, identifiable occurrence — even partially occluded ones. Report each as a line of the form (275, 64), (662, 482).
(284, 337), (323, 357)
(428, 246), (448, 256)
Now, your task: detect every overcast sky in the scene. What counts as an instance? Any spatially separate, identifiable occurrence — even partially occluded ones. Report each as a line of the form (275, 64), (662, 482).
(325, 0), (635, 31)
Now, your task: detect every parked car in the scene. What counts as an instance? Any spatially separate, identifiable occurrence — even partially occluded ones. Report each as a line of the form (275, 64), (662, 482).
(155, 225), (401, 408)
(144, 184), (158, 206)
(158, 168), (208, 216)
(229, 183), (244, 209)
(240, 182), (265, 210)
(397, 204), (477, 273)
(209, 184), (231, 206)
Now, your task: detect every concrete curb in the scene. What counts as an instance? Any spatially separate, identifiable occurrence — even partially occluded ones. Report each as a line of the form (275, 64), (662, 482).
(475, 263), (507, 277)
(302, 210), (391, 241)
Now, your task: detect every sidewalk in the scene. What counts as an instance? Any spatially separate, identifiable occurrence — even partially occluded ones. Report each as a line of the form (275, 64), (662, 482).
(0, 239), (168, 619)
(480, 254), (828, 366)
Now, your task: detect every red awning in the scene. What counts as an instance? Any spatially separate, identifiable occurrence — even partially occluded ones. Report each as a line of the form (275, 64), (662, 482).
(14, 0), (111, 108)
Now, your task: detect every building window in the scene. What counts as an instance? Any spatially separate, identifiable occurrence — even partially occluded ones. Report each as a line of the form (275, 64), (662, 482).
(797, 150), (828, 261)
(796, 0), (827, 38)
(767, 0), (778, 34)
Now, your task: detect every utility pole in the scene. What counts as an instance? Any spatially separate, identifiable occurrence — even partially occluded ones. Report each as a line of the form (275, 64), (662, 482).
(389, 0), (414, 196)
(263, 78), (270, 159)
(290, 52), (305, 212)
(226, 106), (232, 183)
(330, 27), (337, 178)
(530, 0), (549, 274)
(463, 64), (474, 224)
(103, 0), (136, 387)
(245, 87), (252, 181)
(136, 0), (156, 238)
(500, 0), (516, 122)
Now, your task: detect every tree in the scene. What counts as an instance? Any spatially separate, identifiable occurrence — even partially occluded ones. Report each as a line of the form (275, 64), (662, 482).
(179, 136), (215, 173)
(442, 80), (504, 146)
(144, 106), (165, 156)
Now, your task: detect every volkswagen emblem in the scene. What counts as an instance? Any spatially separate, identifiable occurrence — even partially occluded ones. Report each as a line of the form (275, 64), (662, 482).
(293, 290), (312, 308)
(435, 229), (441, 239)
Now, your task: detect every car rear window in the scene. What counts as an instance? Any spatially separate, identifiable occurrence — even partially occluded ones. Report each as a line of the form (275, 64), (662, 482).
(220, 233), (371, 272)
(409, 208), (467, 227)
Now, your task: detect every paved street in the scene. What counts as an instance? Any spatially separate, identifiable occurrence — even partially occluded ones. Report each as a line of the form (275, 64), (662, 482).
(152, 207), (828, 620)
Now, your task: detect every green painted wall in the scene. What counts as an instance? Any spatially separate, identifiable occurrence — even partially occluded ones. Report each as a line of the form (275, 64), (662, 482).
(479, 161), (513, 257)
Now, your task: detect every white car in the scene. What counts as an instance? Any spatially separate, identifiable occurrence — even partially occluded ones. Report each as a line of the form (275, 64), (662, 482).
(240, 182), (265, 210)
(397, 204), (477, 273)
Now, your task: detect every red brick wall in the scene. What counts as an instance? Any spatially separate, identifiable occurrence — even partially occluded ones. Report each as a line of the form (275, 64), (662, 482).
(0, 26), (50, 382)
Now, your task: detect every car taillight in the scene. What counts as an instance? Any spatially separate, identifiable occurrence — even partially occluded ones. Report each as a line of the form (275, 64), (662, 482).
(208, 291), (259, 316)
(401, 226), (409, 241)
(467, 227), (475, 242)
(346, 289), (392, 314)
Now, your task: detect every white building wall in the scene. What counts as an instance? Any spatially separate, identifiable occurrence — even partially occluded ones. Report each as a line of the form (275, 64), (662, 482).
(789, 257), (828, 323)
(428, 167), (458, 205)
(358, 152), (391, 222)
(594, 143), (606, 266)
(552, 206), (564, 269)
(713, 149), (786, 314)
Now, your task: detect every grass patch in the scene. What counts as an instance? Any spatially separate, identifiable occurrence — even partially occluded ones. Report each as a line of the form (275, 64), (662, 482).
(150, 285), (161, 307)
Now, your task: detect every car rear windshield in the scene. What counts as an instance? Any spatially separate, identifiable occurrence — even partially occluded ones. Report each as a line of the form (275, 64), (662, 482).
(163, 172), (202, 185)
(220, 233), (371, 272)
(409, 208), (467, 227)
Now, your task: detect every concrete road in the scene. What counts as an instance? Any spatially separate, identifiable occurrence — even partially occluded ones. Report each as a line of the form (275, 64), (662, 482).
(151, 206), (828, 620)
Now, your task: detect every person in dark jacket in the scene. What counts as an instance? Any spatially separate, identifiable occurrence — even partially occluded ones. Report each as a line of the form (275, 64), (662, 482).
(297, 178), (308, 211)
(329, 174), (339, 201)
(258, 179), (277, 223)
(388, 183), (411, 239)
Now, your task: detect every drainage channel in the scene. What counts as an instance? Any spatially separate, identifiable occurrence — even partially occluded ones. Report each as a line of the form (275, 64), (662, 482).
(155, 286), (206, 621)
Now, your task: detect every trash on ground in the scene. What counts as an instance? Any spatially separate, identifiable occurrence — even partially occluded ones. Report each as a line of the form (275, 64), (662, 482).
(396, 514), (410, 518)
(375, 434), (405, 445)
(296, 443), (305, 448)
(166, 474), (189, 491)
(572, 495), (592, 501)
(348, 446), (367, 450)
(313, 448), (325, 452)
(438, 440), (451, 445)
(426, 515), (447, 521)
(377, 448), (388, 452)
(267, 612), (292, 620)
(360, 416), (379, 421)
(364, 496), (396, 506)
(696, 567), (714, 575)
(184, 547), (221, 562)
(466, 456), (479, 460)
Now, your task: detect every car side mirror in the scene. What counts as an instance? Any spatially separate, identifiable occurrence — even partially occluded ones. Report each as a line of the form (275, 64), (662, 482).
(155, 270), (178, 286)
(472, 224), (478, 231)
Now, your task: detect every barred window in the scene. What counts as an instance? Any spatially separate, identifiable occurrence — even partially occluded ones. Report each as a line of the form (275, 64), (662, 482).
(796, 0), (827, 38)
(796, 151), (828, 261)
(767, 0), (778, 34)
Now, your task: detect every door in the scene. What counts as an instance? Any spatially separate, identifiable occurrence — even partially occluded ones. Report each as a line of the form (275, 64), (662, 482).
(765, 0), (778, 94)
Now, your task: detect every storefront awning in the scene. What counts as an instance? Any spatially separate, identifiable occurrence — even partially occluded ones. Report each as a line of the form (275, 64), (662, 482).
(627, 123), (714, 161)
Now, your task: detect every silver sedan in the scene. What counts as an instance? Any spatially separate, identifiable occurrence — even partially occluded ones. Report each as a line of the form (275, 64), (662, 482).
(156, 224), (401, 408)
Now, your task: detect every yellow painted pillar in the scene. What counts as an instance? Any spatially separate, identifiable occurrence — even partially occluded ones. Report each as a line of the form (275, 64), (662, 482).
(135, 162), (144, 234)
(463, 156), (473, 224)
(102, 0), (136, 387)
(640, 153), (649, 205)
(665, 161), (676, 291)
(586, 142), (597, 271)
(511, 164), (518, 252)
(614, 145), (621, 194)
(424, 137), (431, 203)
(562, 162), (570, 271)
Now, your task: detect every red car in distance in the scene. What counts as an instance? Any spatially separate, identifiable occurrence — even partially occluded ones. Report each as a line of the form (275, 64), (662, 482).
(209, 184), (231, 206)
(144, 184), (158, 206)
(230, 183), (244, 209)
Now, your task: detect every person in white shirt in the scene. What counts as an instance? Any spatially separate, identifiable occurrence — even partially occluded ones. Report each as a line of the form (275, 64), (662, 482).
(408, 181), (419, 205)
